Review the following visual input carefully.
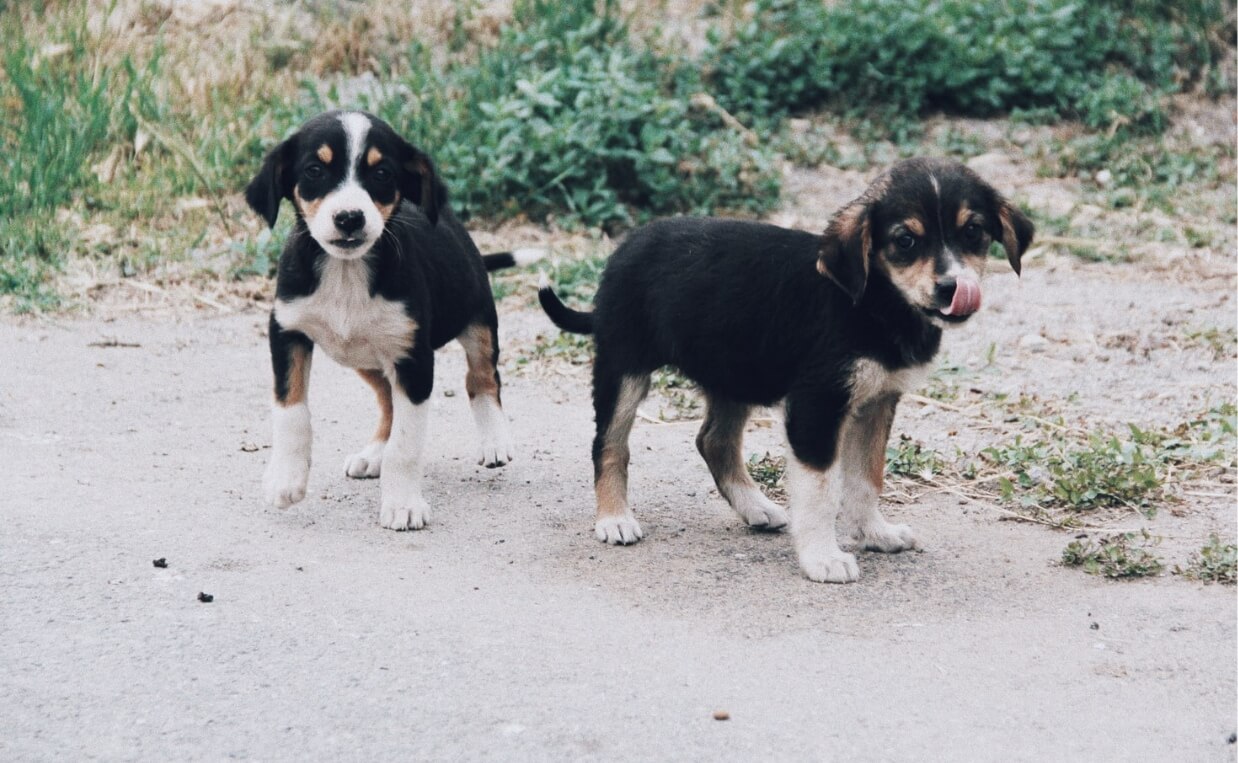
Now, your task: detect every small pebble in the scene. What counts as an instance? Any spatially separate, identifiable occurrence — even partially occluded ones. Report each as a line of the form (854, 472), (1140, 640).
(1090, 622), (1100, 630)
(152, 558), (168, 568)
(198, 592), (214, 603)
(712, 710), (730, 721)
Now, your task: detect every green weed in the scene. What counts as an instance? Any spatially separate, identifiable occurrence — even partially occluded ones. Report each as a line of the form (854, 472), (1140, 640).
(1061, 531), (1164, 578)
(886, 435), (944, 480)
(746, 453), (787, 500)
(1176, 534), (1238, 584)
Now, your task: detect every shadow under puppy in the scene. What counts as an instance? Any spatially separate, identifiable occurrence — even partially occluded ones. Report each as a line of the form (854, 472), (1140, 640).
(247, 110), (538, 530)
(539, 157), (1033, 582)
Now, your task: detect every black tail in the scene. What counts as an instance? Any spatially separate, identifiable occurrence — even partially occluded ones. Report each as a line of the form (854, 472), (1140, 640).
(538, 282), (594, 335)
(483, 248), (545, 272)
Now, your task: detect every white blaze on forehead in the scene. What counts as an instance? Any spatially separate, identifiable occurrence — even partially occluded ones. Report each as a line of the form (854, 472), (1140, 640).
(340, 112), (372, 177)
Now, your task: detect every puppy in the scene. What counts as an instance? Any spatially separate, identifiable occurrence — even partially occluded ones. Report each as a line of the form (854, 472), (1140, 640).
(538, 158), (1033, 582)
(246, 110), (539, 530)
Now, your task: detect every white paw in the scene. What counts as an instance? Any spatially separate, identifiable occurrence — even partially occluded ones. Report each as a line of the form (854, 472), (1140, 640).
(264, 456), (309, 509)
(477, 434), (513, 469)
(344, 441), (384, 478)
(798, 544), (860, 583)
(732, 490), (789, 530)
(595, 514), (643, 545)
(860, 522), (919, 553)
(380, 494), (430, 531)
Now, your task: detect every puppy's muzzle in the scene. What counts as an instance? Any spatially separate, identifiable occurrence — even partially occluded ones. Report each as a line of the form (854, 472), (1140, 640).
(331, 209), (368, 249)
(934, 276), (981, 322)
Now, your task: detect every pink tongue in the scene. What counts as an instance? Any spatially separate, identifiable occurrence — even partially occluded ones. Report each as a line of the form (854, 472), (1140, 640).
(944, 277), (981, 316)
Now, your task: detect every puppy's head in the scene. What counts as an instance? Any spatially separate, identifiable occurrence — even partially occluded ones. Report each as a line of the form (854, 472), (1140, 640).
(817, 158), (1034, 325)
(245, 111), (444, 259)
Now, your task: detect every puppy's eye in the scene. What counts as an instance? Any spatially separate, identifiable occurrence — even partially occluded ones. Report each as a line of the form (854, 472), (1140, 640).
(303, 163), (325, 180)
(895, 233), (916, 251)
(962, 222), (983, 243)
(372, 166), (392, 182)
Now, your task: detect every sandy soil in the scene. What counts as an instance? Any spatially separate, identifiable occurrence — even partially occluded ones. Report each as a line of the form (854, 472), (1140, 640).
(2, 250), (1235, 759)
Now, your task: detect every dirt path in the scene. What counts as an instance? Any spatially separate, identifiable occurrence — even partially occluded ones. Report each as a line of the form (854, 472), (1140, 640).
(2, 260), (1235, 759)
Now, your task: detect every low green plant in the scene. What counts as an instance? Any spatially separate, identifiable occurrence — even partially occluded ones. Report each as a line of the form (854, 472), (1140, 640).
(885, 435), (944, 480)
(1062, 531), (1164, 578)
(746, 453), (787, 500)
(528, 330), (594, 366)
(1176, 534), (1238, 584)
(373, 0), (780, 228)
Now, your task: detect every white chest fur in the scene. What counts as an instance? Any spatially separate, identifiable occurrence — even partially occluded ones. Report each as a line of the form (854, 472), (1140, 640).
(847, 358), (931, 407)
(274, 258), (417, 370)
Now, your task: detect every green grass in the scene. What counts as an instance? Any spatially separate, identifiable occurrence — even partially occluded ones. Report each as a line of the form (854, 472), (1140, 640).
(1176, 534), (1238, 584)
(1062, 531), (1164, 578)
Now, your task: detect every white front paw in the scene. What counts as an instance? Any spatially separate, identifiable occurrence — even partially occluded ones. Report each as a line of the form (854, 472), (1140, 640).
(860, 522), (919, 553)
(798, 544), (860, 583)
(344, 441), (384, 478)
(380, 494), (430, 531)
(595, 514), (643, 545)
(733, 491), (789, 530)
(264, 456), (309, 509)
(478, 433), (513, 469)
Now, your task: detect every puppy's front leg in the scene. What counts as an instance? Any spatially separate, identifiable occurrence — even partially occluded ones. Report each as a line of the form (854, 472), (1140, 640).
(265, 315), (314, 508)
(380, 348), (434, 531)
(785, 389), (858, 583)
(840, 395), (918, 553)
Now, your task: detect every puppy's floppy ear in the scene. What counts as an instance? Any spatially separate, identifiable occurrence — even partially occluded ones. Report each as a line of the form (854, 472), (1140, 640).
(245, 137), (298, 229)
(394, 137), (446, 226)
(997, 199), (1034, 276)
(817, 202), (871, 304)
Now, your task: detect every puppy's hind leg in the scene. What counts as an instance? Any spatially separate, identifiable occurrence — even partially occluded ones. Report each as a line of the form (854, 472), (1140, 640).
(592, 371), (651, 545)
(695, 395), (787, 530)
(344, 369), (391, 479)
(839, 395), (918, 553)
(459, 322), (513, 468)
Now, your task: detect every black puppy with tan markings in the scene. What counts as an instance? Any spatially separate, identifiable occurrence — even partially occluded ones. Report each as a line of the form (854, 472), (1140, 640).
(247, 110), (539, 531)
(539, 158), (1033, 583)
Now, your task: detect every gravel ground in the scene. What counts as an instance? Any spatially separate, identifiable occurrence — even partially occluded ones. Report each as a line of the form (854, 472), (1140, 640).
(2, 255), (1235, 759)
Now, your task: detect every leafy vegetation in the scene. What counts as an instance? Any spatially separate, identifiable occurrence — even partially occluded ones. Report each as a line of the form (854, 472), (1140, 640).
(704, 0), (1230, 136)
(1062, 531), (1164, 578)
(885, 435), (945, 480)
(1176, 534), (1238, 584)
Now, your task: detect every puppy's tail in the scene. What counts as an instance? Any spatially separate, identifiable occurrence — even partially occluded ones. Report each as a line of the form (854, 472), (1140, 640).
(537, 273), (594, 335)
(483, 248), (545, 272)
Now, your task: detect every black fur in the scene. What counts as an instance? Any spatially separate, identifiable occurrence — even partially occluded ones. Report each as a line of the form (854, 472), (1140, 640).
(540, 158), (1032, 476)
(247, 111), (520, 407)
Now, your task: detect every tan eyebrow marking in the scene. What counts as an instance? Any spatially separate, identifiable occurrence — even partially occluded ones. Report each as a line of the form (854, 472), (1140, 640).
(903, 217), (925, 236)
(366, 147), (383, 166)
(956, 204), (974, 228)
(316, 144), (333, 164)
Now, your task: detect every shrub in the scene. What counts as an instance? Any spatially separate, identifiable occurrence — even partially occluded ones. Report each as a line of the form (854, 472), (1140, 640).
(702, 0), (1228, 135)
(373, 0), (780, 228)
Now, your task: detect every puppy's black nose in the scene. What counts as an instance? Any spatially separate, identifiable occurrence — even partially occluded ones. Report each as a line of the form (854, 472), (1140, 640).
(334, 209), (365, 234)
(934, 279), (957, 306)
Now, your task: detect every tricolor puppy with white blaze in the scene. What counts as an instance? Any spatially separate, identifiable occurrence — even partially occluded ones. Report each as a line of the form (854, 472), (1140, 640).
(538, 157), (1033, 583)
(246, 110), (542, 530)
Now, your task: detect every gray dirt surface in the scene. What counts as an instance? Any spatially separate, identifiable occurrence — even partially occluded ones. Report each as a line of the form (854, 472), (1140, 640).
(2, 261), (1235, 761)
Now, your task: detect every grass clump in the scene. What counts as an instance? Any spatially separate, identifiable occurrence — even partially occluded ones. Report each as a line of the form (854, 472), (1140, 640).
(1061, 531), (1164, 578)
(703, 0), (1229, 137)
(373, 0), (779, 229)
(746, 453), (787, 501)
(1176, 534), (1238, 584)
(885, 435), (945, 480)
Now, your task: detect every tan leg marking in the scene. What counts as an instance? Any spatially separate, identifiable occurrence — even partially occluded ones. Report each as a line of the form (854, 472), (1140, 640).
(460, 324), (501, 402)
(696, 395), (788, 529)
(595, 375), (650, 521)
(357, 368), (393, 443)
(280, 342), (312, 407)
